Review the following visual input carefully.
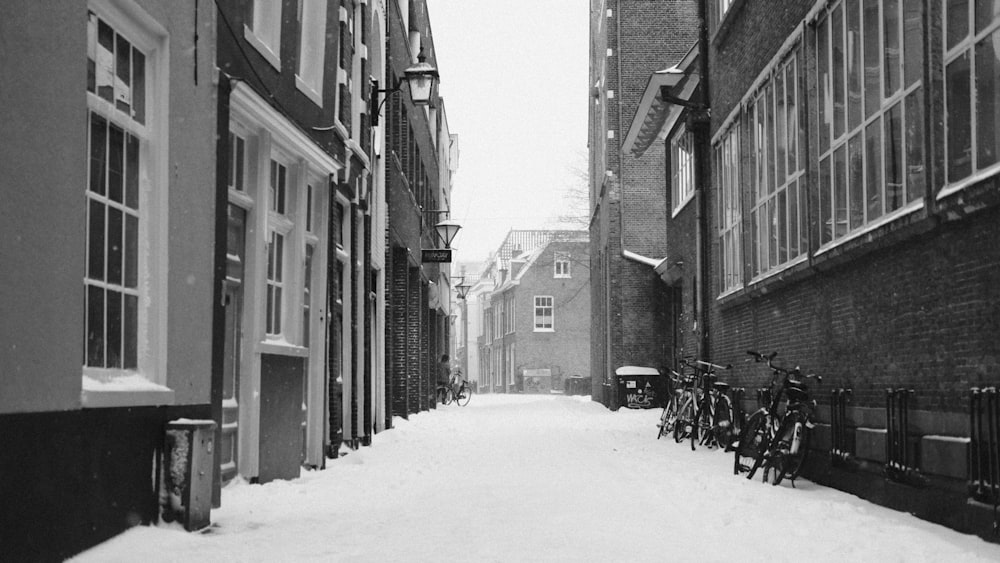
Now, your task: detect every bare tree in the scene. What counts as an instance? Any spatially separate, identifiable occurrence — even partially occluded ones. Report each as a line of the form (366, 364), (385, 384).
(556, 149), (590, 229)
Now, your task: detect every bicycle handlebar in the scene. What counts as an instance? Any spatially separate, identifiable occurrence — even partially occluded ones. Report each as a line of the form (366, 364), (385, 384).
(695, 359), (732, 371)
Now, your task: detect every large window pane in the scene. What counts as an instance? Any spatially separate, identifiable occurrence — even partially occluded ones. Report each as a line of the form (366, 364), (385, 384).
(977, 0), (1000, 33)
(87, 286), (105, 367)
(834, 145), (848, 239)
(89, 113), (107, 196)
(849, 132), (864, 229)
(125, 214), (138, 288)
(863, 0), (882, 117)
(108, 207), (123, 285)
(107, 290), (122, 368)
(833, 4), (846, 139)
(905, 89), (926, 201)
(865, 118), (884, 220)
(946, 52), (973, 182)
(788, 180), (799, 256)
(948, 0), (970, 51)
(776, 71), (787, 185)
(885, 102), (905, 211)
(819, 17), (832, 153)
(108, 125), (124, 203)
(88, 199), (105, 281)
(124, 294), (137, 369)
(975, 31), (1000, 170)
(884, 0), (901, 96)
(903, 0), (924, 88)
(125, 134), (139, 209)
(820, 157), (832, 245)
(847, 0), (863, 130)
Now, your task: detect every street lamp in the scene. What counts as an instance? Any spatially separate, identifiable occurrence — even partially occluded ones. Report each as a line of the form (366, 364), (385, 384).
(370, 46), (440, 125)
(454, 279), (471, 300)
(434, 219), (462, 249)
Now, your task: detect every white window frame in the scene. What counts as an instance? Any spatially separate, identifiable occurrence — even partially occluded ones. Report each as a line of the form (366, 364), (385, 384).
(815, 1), (925, 254)
(670, 125), (696, 217)
(296, 0), (327, 106)
(940, 0), (1000, 197)
(554, 254), (571, 278)
(265, 157), (293, 339)
(533, 296), (554, 332)
(82, 0), (172, 408)
(748, 50), (808, 281)
(244, 0), (282, 71)
(716, 125), (743, 296)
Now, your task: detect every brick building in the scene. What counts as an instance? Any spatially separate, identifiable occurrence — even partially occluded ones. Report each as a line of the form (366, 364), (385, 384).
(384, 0), (458, 421)
(480, 234), (591, 394)
(589, 0), (700, 406)
(624, 0), (1000, 540)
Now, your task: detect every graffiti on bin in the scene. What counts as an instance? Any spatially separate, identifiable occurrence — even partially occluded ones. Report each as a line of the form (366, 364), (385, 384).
(625, 392), (654, 408)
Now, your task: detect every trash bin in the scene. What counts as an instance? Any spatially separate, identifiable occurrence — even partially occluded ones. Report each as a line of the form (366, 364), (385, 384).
(615, 366), (666, 409)
(564, 374), (592, 396)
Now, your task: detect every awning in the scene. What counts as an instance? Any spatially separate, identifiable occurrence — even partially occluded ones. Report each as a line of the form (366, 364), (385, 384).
(622, 44), (701, 158)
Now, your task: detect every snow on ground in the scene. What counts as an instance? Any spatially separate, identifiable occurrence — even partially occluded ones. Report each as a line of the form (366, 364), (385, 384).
(73, 395), (1000, 562)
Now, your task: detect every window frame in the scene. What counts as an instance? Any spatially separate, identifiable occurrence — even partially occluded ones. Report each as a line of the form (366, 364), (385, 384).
(244, 0), (282, 71)
(554, 253), (572, 278)
(670, 124), (697, 217)
(715, 124), (744, 296)
(533, 295), (554, 332)
(747, 48), (808, 282)
(296, 0), (327, 107)
(940, 0), (1000, 197)
(814, 0), (926, 254)
(82, 0), (172, 407)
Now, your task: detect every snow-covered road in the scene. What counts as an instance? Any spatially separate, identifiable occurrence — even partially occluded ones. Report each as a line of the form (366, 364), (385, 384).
(74, 395), (1000, 562)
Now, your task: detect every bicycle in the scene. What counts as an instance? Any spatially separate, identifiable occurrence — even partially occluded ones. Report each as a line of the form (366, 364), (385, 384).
(440, 378), (472, 407)
(733, 350), (820, 485)
(656, 368), (686, 439)
(671, 370), (699, 445)
(683, 358), (735, 451)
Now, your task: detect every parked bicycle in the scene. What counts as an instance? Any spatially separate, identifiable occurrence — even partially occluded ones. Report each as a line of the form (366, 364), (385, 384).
(733, 350), (820, 485)
(656, 368), (690, 439)
(438, 378), (473, 407)
(682, 358), (735, 451)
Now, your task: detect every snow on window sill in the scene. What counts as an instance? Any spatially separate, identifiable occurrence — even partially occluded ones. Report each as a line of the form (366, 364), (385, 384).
(81, 374), (175, 408)
(259, 340), (309, 357)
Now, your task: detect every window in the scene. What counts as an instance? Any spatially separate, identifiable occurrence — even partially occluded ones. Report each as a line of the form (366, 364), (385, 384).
(534, 296), (554, 331)
(816, 0), (924, 247)
(266, 159), (292, 337)
(554, 253), (571, 278)
(943, 0), (1000, 190)
(296, 0), (327, 105)
(84, 7), (160, 380)
(228, 132), (246, 192)
(245, 0), (282, 69)
(749, 50), (807, 279)
(716, 125), (743, 295)
(670, 126), (696, 215)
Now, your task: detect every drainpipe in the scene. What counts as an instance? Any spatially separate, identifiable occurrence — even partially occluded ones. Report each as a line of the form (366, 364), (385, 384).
(694, 0), (711, 360)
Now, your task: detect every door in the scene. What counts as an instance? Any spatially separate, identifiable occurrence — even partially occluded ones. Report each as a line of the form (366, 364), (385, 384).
(220, 204), (246, 482)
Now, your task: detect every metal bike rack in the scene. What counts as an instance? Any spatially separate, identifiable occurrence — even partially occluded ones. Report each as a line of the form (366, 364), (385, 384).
(969, 388), (1000, 503)
(885, 388), (925, 486)
(831, 388), (854, 465)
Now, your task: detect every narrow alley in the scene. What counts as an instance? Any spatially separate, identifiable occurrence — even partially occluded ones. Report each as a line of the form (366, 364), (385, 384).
(74, 395), (1000, 562)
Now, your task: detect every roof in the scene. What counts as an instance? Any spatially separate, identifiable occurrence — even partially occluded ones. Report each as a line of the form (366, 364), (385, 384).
(622, 43), (701, 158)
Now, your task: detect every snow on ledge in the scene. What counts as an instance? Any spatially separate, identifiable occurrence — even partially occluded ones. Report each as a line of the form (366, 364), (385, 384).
(82, 375), (175, 408)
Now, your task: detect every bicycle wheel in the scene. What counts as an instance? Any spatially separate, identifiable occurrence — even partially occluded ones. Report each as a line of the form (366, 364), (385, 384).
(714, 394), (736, 452)
(771, 415), (811, 485)
(674, 398), (693, 443)
(691, 400), (710, 450)
(657, 397), (678, 439)
(766, 418), (795, 485)
(734, 410), (768, 477)
(443, 388), (454, 405)
(455, 386), (472, 406)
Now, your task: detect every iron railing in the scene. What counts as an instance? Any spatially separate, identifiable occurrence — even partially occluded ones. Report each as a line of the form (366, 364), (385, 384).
(830, 388), (853, 464)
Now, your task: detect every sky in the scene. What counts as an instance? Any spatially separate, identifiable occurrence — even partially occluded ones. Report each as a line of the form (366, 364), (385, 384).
(428, 1), (590, 265)
(74, 394), (1000, 562)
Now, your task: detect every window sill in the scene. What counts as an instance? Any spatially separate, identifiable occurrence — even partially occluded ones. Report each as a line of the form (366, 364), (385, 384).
(938, 163), (1000, 202)
(81, 376), (176, 408)
(533, 328), (555, 333)
(243, 25), (281, 71)
(295, 75), (324, 108)
(259, 340), (310, 357)
(671, 193), (695, 219)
